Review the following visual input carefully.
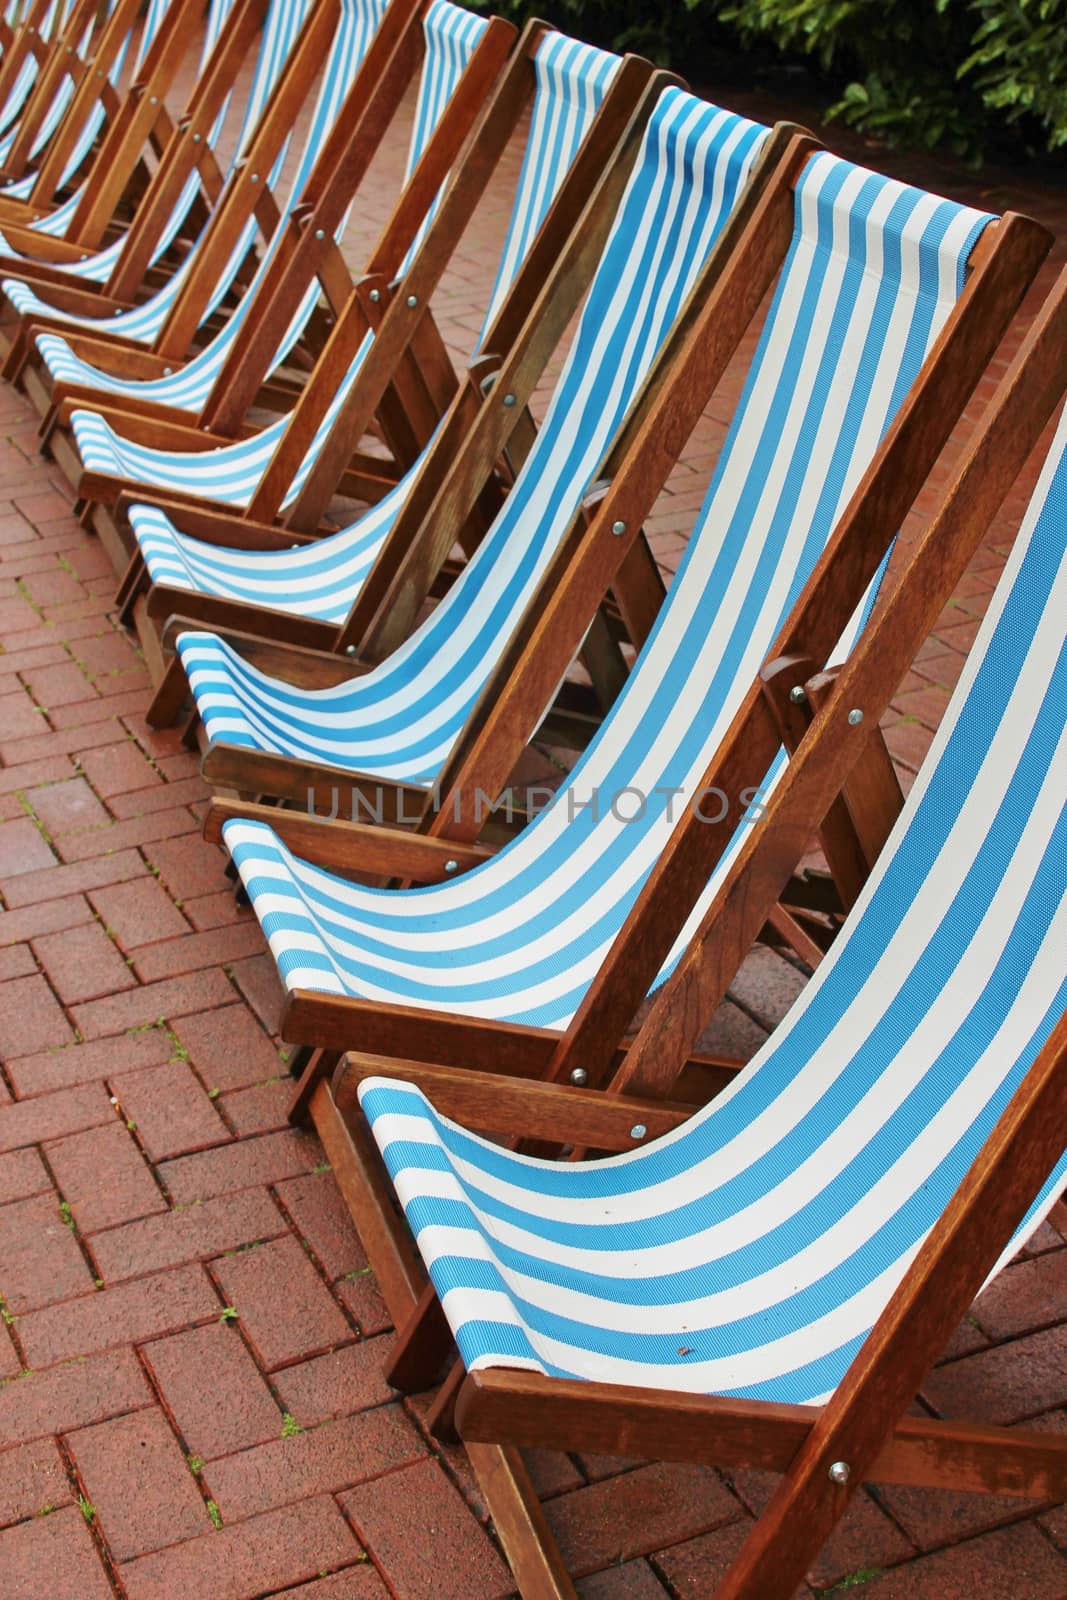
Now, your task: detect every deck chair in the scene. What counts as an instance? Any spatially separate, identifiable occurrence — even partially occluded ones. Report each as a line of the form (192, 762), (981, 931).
(0, 0), (216, 251)
(197, 151), (1049, 1224)
(334, 278), (1067, 1600)
(112, 83), (776, 737)
(28, 0), (512, 462)
(0, 0), (76, 170)
(61, 25), (648, 578)
(0, 0), (320, 366)
(176, 141), (1043, 890)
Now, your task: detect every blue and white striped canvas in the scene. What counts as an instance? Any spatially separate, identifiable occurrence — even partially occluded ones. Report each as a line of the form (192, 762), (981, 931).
(211, 151), (993, 1033)
(72, 23), (618, 509)
(360, 403), (1067, 1404)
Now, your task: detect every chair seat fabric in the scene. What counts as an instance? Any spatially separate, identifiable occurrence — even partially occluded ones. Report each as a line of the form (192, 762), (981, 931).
(359, 406), (1067, 1405)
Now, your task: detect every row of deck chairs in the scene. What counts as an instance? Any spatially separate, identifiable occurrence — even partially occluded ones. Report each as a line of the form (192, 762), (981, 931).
(0, 0), (1064, 1591)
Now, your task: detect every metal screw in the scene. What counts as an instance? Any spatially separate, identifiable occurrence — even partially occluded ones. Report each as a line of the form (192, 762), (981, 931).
(163, 367), (172, 375)
(368, 288), (380, 303)
(502, 393), (516, 408)
(406, 294), (417, 308)
(250, 173), (259, 183)
(828, 1461), (850, 1485)
(149, 94), (157, 104)
(443, 859), (458, 874)
(611, 520), (626, 537)
(630, 1124), (647, 1140)
(192, 131), (201, 141)
(314, 228), (324, 240)
(570, 1068), (588, 1086)
(847, 708), (864, 726)
(344, 644), (357, 656)
(789, 685), (807, 704)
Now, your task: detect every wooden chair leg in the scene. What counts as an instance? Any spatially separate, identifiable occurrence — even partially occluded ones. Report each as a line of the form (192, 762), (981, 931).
(288, 1048), (336, 1127)
(425, 1358), (465, 1443)
(466, 1444), (578, 1600)
(146, 653), (189, 728)
(387, 1282), (455, 1394)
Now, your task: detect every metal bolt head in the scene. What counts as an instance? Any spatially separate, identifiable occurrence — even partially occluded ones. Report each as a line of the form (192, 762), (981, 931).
(406, 294), (417, 308)
(368, 288), (380, 303)
(314, 228), (325, 240)
(250, 173), (260, 184)
(828, 1461), (850, 1485)
(630, 1124), (647, 1140)
(192, 131), (201, 141)
(611, 520), (626, 537)
(569, 1067), (588, 1086)
(502, 393), (516, 408)
(847, 708), (864, 726)
(443, 859), (458, 874)
(149, 94), (158, 104)
(163, 367), (172, 375)
(344, 644), (357, 657)
(789, 685), (807, 705)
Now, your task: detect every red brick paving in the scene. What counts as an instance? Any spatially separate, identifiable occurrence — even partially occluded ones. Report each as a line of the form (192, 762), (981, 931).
(0, 28), (1064, 1600)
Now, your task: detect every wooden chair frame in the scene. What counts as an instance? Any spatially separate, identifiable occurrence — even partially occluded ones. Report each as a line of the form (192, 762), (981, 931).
(127, 111), (804, 749)
(0, 0), (276, 361)
(321, 268), (1067, 1600)
(85, 39), (660, 615)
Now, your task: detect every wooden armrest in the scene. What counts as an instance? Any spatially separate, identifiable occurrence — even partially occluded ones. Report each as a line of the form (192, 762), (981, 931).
(332, 1053), (692, 1148)
(164, 621), (359, 685)
(204, 797), (496, 882)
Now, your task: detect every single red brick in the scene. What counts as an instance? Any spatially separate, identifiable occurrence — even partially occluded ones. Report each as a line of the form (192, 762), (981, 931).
(182, 890), (255, 931)
(207, 1405), (425, 1521)
(0, 753), (74, 799)
(0, 814), (55, 877)
(89, 876), (189, 949)
(264, 1571), (389, 1600)
(334, 1270), (391, 1338)
(0, 1082), (112, 1155)
(230, 952), (286, 1035)
(0, 1502), (114, 1599)
(46, 1122), (167, 1234)
(133, 921), (265, 984)
(0, 1146), (51, 1204)
(212, 1235), (350, 1370)
(50, 679), (151, 722)
(147, 834), (235, 901)
(274, 1338), (395, 1426)
(545, 1463), (744, 1580)
(15, 487), (75, 526)
(110, 1061), (230, 1161)
(91, 1188), (287, 1283)
(159, 1129), (322, 1204)
(69, 1405), (212, 1560)
(0, 1190), (95, 1312)
(111, 775), (211, 820)
(143, 1321), (281, 1459)
(0, 595), (39, 637)
(0, 692), (50, 747)
(17, 1264), (217, 1368)
(64, 543), (112, 582)
(274, 1170), (368, 1284)
(173, 1004), (284, 1093)
(0, 972), (74, 1056)
(8, 1028), (175, 1098)
(341, 1458), (512, 1600)
(55, 806), (199, 865)
(71, 967), (236, 1040)
(221, 1078), (293, 1137)
(20, 568), (85, 610)
(0, 1437), (72, 1525)
(120, 1495), (361, 1600)
(972, 1248), (1067, 1342)
(34, 921), (136, 1004)
(0, 847), (146, 909)
(2, 713), (135, 769)
(154, 751), (202, 782)
(26, 776), (109, 836)
(837, 1520), (1067, 1598)
(0, 942), (35, 980)
(0, 1347), (151, 1447)
(71, 630), (141, 678)
(78, 739), (162, 799)
(923, 1323), (1067, 1425)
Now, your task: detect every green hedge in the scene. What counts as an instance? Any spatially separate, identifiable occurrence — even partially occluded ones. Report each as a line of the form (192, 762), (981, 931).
(500, 0), (1067, 163)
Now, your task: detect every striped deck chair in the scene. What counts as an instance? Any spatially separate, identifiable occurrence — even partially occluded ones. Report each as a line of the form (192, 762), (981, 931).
(30, 0), (491, 434)
(64, 22), (626, 536)
(339, 294), (1067, 1600)
(0, 0), (309, 364)
(0, 0), (210, 244)
(114, 83), (770, 718)
(185, 151), (1037, 934)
